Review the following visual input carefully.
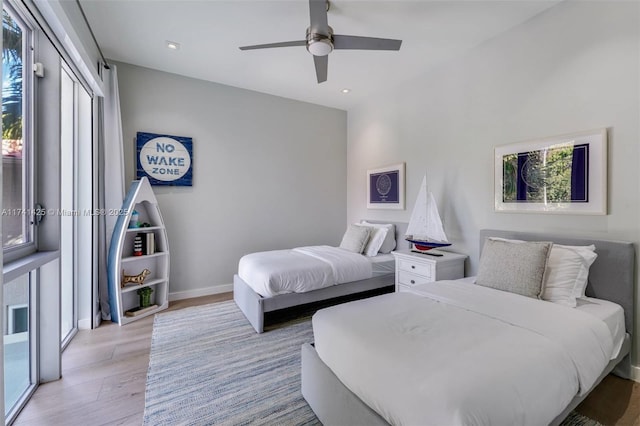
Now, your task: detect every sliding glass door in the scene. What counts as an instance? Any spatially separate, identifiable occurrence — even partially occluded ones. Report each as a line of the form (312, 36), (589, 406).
(60, 63), (92, 347)
(3, 0), (96, 420)
(2, 1), (37, 420)
(60, 66), (76, 345)
(2, 272), (35, 420)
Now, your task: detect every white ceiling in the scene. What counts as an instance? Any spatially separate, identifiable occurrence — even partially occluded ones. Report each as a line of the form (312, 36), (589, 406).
(79, 0), (559, 111)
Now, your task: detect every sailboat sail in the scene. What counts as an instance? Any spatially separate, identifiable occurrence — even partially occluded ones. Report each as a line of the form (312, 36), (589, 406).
(405, 175), (449, 245)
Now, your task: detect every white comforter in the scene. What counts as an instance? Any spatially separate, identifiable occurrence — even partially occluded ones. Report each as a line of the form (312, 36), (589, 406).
(313, 280), (614, 426)
(238, 245), (372, 297)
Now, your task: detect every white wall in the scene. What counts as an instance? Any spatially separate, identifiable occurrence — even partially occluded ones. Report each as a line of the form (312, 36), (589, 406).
(347, 2), (640, 368)
(116, 62), (347, 298)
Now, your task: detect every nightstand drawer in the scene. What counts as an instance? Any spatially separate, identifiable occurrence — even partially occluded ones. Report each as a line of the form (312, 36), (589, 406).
(393, 250), (467, 293)
(398, 270), (433, 287)
(397, 258), (433, 278)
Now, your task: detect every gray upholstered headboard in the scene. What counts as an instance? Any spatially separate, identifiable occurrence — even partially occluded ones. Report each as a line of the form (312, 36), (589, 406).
(363, 220), (410, 251)
(479, 229), (635, 338)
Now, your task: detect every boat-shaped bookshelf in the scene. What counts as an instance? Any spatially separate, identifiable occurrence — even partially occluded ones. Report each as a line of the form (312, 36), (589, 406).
(107, 177), (169, 325)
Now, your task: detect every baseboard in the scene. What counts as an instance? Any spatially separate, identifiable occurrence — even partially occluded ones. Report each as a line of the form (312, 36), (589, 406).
(169, 284), (233, 301)
(78, 317), (92, 330)
(631, 364), (640, 383)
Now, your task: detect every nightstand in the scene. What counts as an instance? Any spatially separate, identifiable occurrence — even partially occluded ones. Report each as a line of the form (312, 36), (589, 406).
(392, 250), (467, 292)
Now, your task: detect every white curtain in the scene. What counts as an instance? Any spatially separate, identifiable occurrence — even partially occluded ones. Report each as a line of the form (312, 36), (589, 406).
(97, 65), (125, 323)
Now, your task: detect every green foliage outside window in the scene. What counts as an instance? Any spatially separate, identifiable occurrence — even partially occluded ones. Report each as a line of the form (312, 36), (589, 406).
(3, 9), (23, 142)
(502, 146), (574, 203)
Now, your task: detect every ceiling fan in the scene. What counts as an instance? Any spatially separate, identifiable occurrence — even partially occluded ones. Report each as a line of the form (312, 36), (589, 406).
(239, 0), (402, 84)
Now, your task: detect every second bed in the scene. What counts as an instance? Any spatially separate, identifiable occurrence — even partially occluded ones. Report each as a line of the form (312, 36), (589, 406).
(234, 220), (408, 333)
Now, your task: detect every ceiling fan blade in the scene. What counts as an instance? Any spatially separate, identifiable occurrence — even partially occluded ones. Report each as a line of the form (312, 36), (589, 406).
(333, 35), (402, 51)
(239, 40), (306, 50)
(313, 55), (328, 83)
(309, 0), (329, 33)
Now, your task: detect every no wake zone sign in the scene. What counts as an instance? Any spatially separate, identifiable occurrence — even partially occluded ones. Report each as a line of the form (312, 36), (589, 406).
(136, 132), (193, 186)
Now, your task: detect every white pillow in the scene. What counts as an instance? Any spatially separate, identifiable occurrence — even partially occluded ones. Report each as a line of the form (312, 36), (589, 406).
(339, 224), (371, 253)
(360, 221), (396, 253)
(541, 244), (597, 307)
(484, 237), (598, 307)
(355, 224), (389, 257)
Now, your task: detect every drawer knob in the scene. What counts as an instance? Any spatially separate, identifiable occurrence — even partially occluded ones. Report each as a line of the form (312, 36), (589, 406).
(411, 265), (415, 269)
(410, 280), (415, 284)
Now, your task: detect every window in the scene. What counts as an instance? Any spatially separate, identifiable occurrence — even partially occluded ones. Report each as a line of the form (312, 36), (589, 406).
(3, 273), (34, 420)
(3, 0), (97, 421)
(8, 304), (28, 334)
(3, 2), (38, 421)
(2, 2), (35, 262)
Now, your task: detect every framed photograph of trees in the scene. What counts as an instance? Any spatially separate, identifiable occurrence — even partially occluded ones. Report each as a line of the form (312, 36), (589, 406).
(494, 129), (607, 215)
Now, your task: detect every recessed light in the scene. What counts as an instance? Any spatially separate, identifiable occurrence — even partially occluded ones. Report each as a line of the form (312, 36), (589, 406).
(341, 88), (350, 94)
(166, 41), (181, 50)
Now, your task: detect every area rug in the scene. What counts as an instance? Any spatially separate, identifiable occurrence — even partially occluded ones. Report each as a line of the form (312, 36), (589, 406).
(143, 301), (319, 425)
(144, 300), (602, 426)
(561, 411), (605, 426)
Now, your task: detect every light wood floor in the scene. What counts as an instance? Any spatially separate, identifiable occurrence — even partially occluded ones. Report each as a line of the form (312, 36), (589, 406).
(12, 293), (640, 426)
(13, 293), (233, 426)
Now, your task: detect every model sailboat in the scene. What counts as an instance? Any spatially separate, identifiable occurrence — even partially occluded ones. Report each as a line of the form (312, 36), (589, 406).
(405, 175), (451, 255)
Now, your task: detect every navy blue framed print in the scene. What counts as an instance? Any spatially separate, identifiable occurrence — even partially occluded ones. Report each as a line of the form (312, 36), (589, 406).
(136, 132), (193, 186)
(367, 163), (405, 209)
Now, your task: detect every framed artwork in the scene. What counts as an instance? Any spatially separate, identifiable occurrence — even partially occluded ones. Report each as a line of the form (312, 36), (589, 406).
(136, 132), (193, 186)
(494, 128), (607, 215)
(367, 163), (405, 209)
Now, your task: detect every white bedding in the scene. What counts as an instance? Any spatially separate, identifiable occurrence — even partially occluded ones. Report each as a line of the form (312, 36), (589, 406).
(313, 279), (616, 426)
(456, 277), (625, 360)
(238, 245), (375, 297)
(369, 253), (395, 276)
(577, 296), (625, 359)
(454, 277), (625, 360)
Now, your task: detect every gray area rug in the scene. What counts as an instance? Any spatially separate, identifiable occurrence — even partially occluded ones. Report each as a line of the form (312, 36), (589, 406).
(143, 301), (319, 425)
(144, 300), (602, 426)
(561, 411), (605, 426)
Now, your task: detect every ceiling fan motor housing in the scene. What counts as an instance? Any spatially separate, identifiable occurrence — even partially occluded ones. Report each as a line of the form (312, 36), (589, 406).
(306, 26), (333, 56)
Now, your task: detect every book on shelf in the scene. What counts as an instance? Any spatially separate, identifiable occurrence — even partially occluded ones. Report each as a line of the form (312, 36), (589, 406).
(125, 304), (158, 317)
(137, 232), (155, 255)
(146, 232), (155, 255)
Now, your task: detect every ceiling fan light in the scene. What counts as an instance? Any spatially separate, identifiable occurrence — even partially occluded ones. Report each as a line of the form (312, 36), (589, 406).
(307, 39), (333, 56)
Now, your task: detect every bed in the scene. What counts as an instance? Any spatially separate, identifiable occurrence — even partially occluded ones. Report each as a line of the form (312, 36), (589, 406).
(233, 220), (409, 333)
(301, 229), (635, 426)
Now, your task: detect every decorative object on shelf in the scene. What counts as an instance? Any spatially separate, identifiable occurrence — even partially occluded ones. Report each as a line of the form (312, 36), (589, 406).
(129, 209), (139, 228)
(494, 128), (607, 215)
(121, 268), (151, 288)
(133, 235), (143, 256)
(125, 304), (159, 317)
(405, 174), (451, 256)
(137, 286), (154, 308)
(366, 163), (405, 210)
(136, 131), (193, 186)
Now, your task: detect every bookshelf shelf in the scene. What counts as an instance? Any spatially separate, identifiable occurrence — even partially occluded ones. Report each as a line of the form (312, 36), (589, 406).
(122, 252), (168, 263)
(121, 278), (167, 293)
